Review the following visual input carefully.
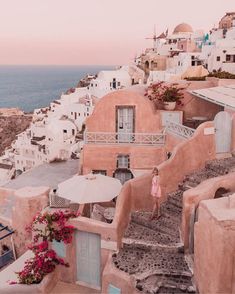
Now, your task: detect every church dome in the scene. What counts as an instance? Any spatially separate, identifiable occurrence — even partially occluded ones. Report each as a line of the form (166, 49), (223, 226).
(173, 23), (193, 34)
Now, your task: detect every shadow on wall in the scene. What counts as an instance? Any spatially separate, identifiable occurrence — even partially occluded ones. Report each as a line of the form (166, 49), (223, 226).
(113, 121), (216, 248)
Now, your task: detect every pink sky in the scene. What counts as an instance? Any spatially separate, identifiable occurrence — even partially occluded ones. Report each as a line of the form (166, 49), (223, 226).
(0, 0), (234, 65)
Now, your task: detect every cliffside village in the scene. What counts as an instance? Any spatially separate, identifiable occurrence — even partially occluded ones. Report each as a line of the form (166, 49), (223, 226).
(0, 12), (235, 294)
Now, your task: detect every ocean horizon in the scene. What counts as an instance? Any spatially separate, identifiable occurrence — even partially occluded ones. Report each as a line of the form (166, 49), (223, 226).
(0, 65), (114, 113)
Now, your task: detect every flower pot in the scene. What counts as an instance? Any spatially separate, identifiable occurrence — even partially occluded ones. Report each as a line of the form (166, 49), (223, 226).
(164, 102), (176, 111)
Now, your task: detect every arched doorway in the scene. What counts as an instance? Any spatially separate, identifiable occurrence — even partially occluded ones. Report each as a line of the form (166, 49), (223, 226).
(214, 111), (232, 154)
(114, 169), (133, 185)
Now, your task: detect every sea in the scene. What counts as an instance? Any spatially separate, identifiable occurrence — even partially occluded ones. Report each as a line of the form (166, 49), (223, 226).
(0, 65), (114, 113)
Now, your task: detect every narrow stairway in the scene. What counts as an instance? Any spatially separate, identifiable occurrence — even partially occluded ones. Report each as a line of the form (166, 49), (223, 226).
(112, 156), (235, 294)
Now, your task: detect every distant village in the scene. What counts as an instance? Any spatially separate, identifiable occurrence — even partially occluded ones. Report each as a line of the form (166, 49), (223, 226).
(0, 12), (235, 294)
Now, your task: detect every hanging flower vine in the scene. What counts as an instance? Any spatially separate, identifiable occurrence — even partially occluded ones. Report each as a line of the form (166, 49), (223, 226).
(10, 210), (78, 285)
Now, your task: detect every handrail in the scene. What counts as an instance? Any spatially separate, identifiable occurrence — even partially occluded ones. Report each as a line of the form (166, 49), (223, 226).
(166, 120), (195, 139)
(84, 132), (165, 146)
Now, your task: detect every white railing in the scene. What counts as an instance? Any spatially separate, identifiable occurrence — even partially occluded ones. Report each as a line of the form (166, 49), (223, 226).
(166, 120), (195, 139)
(84, 132), (165, 146)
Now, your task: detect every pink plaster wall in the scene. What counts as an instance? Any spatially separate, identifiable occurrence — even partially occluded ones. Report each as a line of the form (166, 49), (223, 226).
(194, 196), (235, 294)
(165, 133), (184, 153)
(0, 187), (15, 206)
(85, 90), (161, 133)
(176, 80), (223, 121)
(182, 172), (235, 250)
(102, 253), (138, 294)
(12, 186), (49, 256)
(82, 145), (166, 176)
(158, 122), (216, 199)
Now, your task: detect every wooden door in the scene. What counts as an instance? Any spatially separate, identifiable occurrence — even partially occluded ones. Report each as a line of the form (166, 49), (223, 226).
(76, 230), (101, 289)
(117, 107), (134, 142)
(214, 111), (232, 153)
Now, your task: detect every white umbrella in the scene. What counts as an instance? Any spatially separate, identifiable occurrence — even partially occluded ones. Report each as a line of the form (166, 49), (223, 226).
(57, 173), (122, 204)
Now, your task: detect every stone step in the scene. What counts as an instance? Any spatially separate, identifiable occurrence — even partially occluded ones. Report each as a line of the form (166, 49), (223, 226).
(136, 273), (196, 294)
(113, 247), (192, 277)
(131, 212), (180, 237)
(124, 222), (180, 246)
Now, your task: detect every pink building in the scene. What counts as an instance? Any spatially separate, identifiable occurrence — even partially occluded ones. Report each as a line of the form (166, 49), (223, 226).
(81, 88), (168, 183)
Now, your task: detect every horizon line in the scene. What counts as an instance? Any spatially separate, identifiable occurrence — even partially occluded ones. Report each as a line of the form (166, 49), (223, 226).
(0, 64), (118, 67)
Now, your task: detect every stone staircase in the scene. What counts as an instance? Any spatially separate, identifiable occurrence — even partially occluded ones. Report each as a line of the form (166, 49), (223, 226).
(112, 156), (235, 294)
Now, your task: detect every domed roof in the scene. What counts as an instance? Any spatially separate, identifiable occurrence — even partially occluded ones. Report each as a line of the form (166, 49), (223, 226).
(173, 23), (193, 34)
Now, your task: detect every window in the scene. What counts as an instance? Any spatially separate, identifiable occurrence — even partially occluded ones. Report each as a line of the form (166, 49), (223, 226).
(63, 129), (67, 133)
(216, 56), (220, 61)
(79, 113), (81, 116)
(72, 129), (75, 136)
(87, 113), (89, 116)
(117, 155), (130, 169)
(226, 55), (230, 62)
(92, 170), (107, 176)
(71, 112), (73, 115)
(118, 82), (121, 87)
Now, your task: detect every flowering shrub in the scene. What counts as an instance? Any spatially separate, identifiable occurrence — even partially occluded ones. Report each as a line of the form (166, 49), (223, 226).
(145, 82), (184, 108)
(12, 210), (78, 285)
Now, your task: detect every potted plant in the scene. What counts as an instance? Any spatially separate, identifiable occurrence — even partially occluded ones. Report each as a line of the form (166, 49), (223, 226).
(146, 82), (184, 110)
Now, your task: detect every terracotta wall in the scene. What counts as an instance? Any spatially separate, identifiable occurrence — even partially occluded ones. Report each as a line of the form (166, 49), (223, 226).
(0, 187), (15, 206)
(165, 133), (184, 153)
(12, 186), (49, 256)
(194, 196), (235, 294)
(158, 122), (216, 199)
(182, 172), (235, 250)
(82, 145), (166, 176)
(85, 90), (161, 133)
(176, 80), (223, 121)
(102, 254), (138, 294)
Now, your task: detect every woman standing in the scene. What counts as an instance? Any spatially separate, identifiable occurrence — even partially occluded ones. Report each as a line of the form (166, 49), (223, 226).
(150, 167), (161, 220)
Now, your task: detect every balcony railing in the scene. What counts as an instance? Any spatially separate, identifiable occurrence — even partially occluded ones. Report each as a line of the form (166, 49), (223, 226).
(84, 132), (165, 146)
(166, 120), (195, 139)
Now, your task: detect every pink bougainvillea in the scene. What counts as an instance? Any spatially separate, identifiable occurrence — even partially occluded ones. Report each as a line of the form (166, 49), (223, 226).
(12, 210), (79, 285)
(145, 82), (184, 108)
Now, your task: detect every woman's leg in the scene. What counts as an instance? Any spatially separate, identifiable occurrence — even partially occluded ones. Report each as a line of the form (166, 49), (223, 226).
(150, 198), (158, 219)
(157, 199), (161, 218)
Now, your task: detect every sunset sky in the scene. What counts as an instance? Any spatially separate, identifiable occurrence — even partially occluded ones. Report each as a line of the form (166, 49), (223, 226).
(0, 0), (234, 65)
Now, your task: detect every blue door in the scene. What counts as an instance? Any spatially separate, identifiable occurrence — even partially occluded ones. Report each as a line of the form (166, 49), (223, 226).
(75, 230), (101, 289)
(108, 284), (121, 294)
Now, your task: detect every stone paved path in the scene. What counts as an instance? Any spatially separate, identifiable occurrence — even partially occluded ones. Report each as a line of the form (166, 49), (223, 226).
(113, 157), (235, 293)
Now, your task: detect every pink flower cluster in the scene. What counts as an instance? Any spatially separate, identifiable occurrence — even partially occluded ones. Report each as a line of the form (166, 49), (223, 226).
(12, 210), (79, 285)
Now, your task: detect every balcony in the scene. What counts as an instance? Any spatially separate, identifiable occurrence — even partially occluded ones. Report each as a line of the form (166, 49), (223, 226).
(166, 120), (195, 139)
(84, 132), (165, 146)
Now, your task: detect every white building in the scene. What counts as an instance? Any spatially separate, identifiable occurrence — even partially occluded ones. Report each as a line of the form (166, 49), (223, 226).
(88, 65), (144, 97)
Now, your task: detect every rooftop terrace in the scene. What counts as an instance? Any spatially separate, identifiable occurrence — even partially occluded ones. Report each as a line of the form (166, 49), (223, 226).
(3, 159), (79, 190)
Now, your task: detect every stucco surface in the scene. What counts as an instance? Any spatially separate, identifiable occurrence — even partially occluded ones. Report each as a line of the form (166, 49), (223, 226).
(194, 195), (235, 294)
